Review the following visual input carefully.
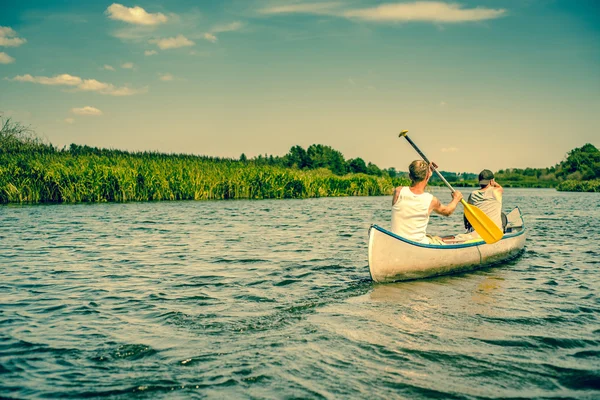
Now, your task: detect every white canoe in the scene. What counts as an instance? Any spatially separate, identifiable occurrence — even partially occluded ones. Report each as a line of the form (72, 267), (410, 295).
(368, 207), (526, 283)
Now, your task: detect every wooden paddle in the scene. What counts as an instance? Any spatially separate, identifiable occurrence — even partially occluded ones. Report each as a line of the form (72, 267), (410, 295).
(399, 130), (503, 244)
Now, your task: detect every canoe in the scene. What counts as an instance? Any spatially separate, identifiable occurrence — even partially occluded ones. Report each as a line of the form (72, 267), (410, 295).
(368, 207), (526, 283)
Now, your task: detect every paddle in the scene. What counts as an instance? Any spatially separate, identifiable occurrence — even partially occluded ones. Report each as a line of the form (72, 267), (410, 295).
(399, 130), (503, 244)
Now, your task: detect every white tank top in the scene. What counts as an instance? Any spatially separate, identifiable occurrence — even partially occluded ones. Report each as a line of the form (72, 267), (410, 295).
(391, 186), (434, 244)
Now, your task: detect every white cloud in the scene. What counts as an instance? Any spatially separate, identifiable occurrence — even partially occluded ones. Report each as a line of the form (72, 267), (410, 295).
(106, 3), (167, 25)
(71, 106), (103, 116)
(149, 34), (194, 50)
(64, 118), (75, 124)
(105, 86), (147, 96)
(159, 73), (174, 81)
(11, 73), (82, 86)
(8, 73), (147, 96)
(203, 33), (217, 43)
(202, 21), (243, 43)
(0, 26), (27, 47)
(441, 147), (459, 152)
(344, 2), (506, 22)
(211, 21), (243, 34)
(260, 2), (342, 15)
(103, 64), (116, 71)
(144, 50), (158, 56)
(0, 52), (15, 64)
(0, 27), (16, 36)
(78, 79), (110, 91)
(121, 62), (135, 69)
(260, 1), (506, 23)
(440, 101), (447, 106)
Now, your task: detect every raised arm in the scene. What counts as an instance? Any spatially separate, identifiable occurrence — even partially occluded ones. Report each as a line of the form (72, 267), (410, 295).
(430, 191), (463, 216)
(490, 178), (503, 194)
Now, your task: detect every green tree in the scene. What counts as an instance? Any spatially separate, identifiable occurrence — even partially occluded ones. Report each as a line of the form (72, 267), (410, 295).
(348, 157), (368, 174)
(306, 144), (347, 175)
(285, 145), (310, 169)
(366, 162), (383, 176)
(556, 143), (600, 180)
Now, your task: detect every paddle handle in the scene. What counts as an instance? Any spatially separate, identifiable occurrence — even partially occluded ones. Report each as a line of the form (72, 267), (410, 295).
(399, 131), (456, 194)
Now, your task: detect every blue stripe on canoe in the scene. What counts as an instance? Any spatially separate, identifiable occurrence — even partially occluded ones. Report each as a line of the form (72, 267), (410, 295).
(371, 216), (526, 250)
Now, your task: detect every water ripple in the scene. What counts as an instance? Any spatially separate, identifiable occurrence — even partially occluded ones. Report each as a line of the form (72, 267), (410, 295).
(1, 190), (599, 398)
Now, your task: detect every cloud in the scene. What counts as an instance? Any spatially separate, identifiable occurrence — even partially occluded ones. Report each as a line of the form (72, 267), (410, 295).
(0, 52), (15, 64)
(78, 79), (110, 91)
(203, 33), (217, 43)
(159, 73), (174, 81)
(440, 101), (447, 106)
(71, 106), (103, 116)
(441, 147), (459, 152)
(260, 1), (506, 23)
(64, 118), (75, 124)
(0, 26), (27, 47)
(121, 62), (135, 69)
(344, 2), (506, 22)
(211, 22), (243, 34)
(11, 73), (82, 86)
(8, 73), (147, 96)
(144, 50), (158, 56)
(105, 3), (167, 25)
(149, 34), (194, 49)
(260, 2), (342, 15)
(202, 21), (243, 43)
(103, 64), (115, 71)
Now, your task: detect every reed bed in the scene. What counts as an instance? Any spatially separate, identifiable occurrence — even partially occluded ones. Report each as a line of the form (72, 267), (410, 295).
(556, 179), (600, 192)
(0, 151), (409, 204)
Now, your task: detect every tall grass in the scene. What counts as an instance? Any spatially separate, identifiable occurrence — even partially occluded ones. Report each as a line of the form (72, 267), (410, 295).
(0, 149), (409, 204)
(556, 179), (600, 192)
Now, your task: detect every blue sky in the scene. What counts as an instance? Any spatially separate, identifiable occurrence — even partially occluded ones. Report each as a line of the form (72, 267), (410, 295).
(1, 0), (598, 172)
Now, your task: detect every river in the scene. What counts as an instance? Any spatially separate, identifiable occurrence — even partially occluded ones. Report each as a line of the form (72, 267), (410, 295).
(1, 188), (598, 399)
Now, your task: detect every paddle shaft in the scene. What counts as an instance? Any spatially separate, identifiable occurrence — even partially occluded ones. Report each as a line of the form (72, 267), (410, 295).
(400, 133), (458, 195)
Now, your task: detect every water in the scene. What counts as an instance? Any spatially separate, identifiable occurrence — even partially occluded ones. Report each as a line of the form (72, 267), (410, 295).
(1, 188), (599, 399)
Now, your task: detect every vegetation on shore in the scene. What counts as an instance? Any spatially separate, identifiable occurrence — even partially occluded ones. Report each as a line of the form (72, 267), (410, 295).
(1, 116), (597, 204)
(426, 143), (600, 192)
(0, 117), (408, 204)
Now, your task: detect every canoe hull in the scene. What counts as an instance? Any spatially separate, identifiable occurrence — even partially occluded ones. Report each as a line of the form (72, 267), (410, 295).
(368, 209), (526, 283)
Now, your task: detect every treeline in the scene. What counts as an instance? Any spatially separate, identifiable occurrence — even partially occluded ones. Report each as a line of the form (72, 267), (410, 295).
(422, 143), (599, 192)
(240, 144), (394, 177)
(2, 115), (597, 203)
(0, 117), (409, 204)
(494, 143), (600, 192)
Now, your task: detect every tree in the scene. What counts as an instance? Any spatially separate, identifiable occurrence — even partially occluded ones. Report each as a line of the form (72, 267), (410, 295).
(366, 162), (383, 176)
(347, 158), (368, 174)
(389, 167), (398, 177)
(556, 143), (600, 180)
(285, 145), (309, 169)
(306, 144), (347, 175)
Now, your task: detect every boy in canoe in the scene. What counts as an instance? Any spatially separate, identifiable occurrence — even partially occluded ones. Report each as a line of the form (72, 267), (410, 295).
(391, 160), (463, 245)
(464, 169), (505, 233)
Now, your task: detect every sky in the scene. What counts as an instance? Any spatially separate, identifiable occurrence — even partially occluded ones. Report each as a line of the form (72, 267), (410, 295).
(1, 0), (599, 173)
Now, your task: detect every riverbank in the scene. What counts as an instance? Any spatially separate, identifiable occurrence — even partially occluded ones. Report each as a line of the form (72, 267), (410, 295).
(0, 150), (409, 204)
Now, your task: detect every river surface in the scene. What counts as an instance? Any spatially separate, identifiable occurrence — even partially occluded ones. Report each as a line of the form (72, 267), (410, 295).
(1, 188), (599, 399)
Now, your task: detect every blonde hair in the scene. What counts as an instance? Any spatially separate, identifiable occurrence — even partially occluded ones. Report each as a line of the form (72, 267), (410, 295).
(408, 160), (430, 184)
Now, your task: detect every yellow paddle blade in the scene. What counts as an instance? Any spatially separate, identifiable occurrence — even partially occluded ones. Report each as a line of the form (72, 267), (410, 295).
(461, 199), (503, 244)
